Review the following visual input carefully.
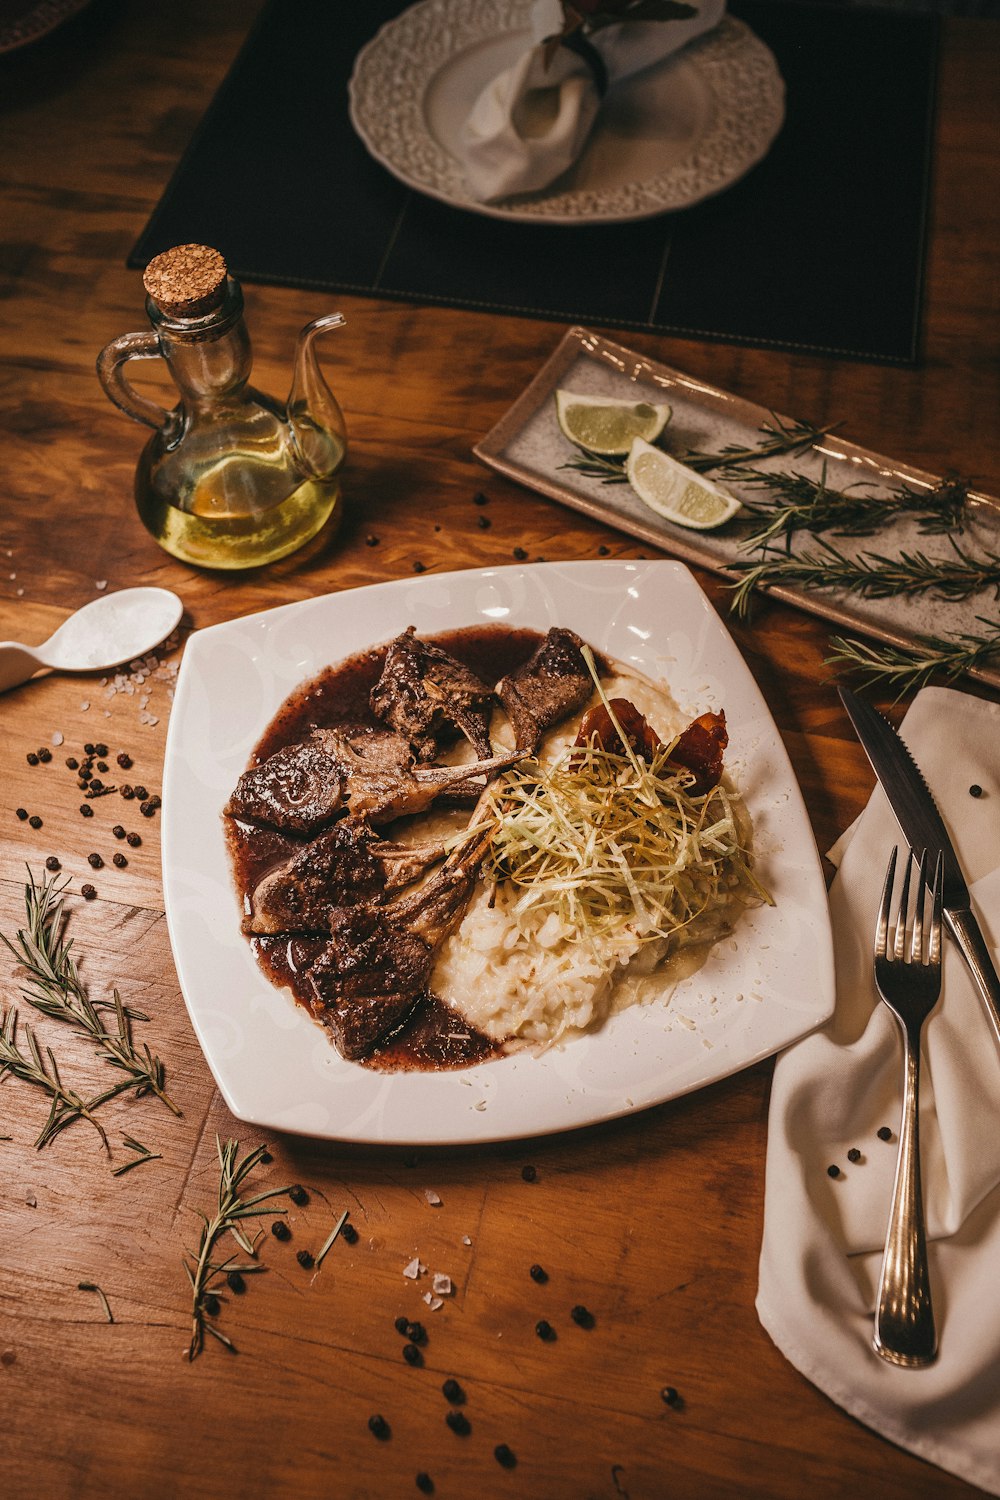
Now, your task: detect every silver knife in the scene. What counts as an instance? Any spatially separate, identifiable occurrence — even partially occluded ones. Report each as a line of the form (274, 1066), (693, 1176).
(839, 685), (1000, 1052)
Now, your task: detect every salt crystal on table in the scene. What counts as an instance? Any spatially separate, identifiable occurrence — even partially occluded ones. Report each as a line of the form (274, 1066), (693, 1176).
(423, 1294), (444, 1311)
(424, 1190), (442, 1207)
(403, 1256), (426, 1280)
(461, 1236), (472, 1246)
(80, 701), (89, 711)
(95, 580), (107, 591)
(51, 731), (63, 746)
(432, 1274), (452, 1296)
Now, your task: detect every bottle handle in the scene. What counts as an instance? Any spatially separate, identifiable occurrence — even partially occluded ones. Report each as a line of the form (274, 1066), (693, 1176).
(96, 331), (172, 431)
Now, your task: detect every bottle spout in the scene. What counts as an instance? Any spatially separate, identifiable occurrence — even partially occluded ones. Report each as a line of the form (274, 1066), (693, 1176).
(288, 313), (348, 479)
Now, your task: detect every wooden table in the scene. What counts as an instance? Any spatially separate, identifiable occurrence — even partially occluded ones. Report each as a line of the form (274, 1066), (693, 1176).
(2, 4), (998, 1496)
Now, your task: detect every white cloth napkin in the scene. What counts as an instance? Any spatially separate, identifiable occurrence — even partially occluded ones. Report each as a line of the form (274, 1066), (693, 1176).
(456, 0), (725, 202)
(757, 686), (1000, 1496)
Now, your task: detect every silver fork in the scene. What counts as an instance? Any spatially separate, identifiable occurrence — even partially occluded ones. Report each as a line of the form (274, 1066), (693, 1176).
(872, 846), (943, 1368)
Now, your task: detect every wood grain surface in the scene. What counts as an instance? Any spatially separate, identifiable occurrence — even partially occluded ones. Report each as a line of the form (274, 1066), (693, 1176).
(2, 3), (999, 1498)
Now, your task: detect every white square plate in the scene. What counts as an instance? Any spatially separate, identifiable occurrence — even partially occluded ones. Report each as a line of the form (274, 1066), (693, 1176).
(162, 561), (835, 1143)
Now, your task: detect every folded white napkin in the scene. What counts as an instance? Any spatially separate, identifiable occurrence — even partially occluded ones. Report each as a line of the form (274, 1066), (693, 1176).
(457, 0), (725, 202)
(758, 686), (1000, 1496)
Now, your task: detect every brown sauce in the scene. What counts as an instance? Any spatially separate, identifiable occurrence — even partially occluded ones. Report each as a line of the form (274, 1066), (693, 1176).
(226, 624), (544, 1072)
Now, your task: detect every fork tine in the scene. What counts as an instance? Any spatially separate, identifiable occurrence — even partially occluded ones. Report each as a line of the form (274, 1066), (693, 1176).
(910, 849), (928, 964)
(893, 850), (913, 962)
(929, 850), (943, 969)
(876, 846), (898, 962)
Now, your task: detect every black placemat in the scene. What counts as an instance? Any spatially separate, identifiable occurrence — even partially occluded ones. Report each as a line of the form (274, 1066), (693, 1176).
(128, 0), (939, 364)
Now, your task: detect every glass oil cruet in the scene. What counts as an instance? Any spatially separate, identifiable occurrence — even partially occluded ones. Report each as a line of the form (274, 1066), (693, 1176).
(97, 244), (347, 569)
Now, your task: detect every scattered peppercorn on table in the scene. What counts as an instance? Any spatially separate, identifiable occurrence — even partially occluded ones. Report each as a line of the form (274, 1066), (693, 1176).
(2, 3), (999, 1498)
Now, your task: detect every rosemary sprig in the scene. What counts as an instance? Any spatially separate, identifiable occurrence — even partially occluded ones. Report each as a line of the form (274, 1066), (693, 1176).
(826, 618), (1000, 697)
(0, 1005), (131, 1149)
(738, 472), (969, 549)
(2, 871), (180, 1118)
(727, 537), (1000, 620)
(185, 1136), (293, 1360)
(315, 1209), (349, 1269)
(559, 415), (831, 484)
(111, 1133), (163, 1176)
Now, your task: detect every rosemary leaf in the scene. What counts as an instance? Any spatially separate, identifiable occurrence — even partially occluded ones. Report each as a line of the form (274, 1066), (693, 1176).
(737, 471), (969, 549)
(558, 416), (832, 484)
(826, 618), (1000, 697)
(315, 1210), (350, 1269)
(77, 1281), (114, 1323)
(111, 1134), (163, 1177)
(0, 1004), (116, 1151)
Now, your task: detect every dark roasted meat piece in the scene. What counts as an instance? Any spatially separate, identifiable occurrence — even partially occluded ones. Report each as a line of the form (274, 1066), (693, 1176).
(226, 729), (523, 834)
(668, 710), (728, 795)
(573, 699), (662, 761)
(224, 739), (344, 833)
(243, 823), (446, 935)
(370, 626), (495, 759)
(496, 627), (593, 751)
(307, 828), (491, 1059)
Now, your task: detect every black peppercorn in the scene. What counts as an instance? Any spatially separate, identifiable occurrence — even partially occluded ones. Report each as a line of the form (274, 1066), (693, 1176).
(81, 885), (97, 900)
(89, 779), (103, 792)
(259, 1149), (272, 1163)
(112, 853), (127, 869)
(126, 832), (141, 847)
(441, 1378), (464, 1404)
(365, 534), (380, 547)
(288, 1184), (309, 1206)
(88, 853), (104, 869)
(415, 1474), (433, 1495)
(271, 1220), (291, 1241)
(227, 1271), (245, 1294)
(94, 743), (108, 758)
(513, 546), (528, 560)
(96, 760), (108, 773)
(15, 808), (28, 821)
(827, 1164), (840, 1179)
(203, 1293), (220, 1317)
(84, 743), (95, 755)
(134, 785), (148, 801)
(26, 752), (39, 765)
(445, 1410), (470, 1436)
(139, 801), (154, 817)
(79, 769), (92, 783)
(38, 748), (52, 763)
(598, 545), (610, 556)
(112, 824), (125, 839)
(80, 805), (94, 818)
(116, 752), (132, 769)
(406, 1321), (426, 1346)
(570, 1304), (594, 1328)
(121, 785), (135, 799)
(535, 1319), (555, 1341)
(413, 560), (426, 573)
(402, 1342), (422, 1366)
(28, 815), (42, 828)
(476, 514), (491, 529)
(521, 1164), (536, 1182)
(45, 856), (60, 871)
(847, 1148), (862, 1163)
(66, 757), (79, 770)
(368, 1414), (390, 1441)
(529, 1264), (548, 1283)
(660, 1385), (681, 1406)
(473, 492), (489, 506)
(341, 1221), (358, 1244)
(296, 1250), (314, 1268)
(494, 1444), (516, 1469)
(877, 1125), (893, 1141)
(970, 784), (983, 798)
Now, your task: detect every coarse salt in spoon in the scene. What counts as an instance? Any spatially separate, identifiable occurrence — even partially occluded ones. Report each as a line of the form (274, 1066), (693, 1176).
(0, 587), (184, 694)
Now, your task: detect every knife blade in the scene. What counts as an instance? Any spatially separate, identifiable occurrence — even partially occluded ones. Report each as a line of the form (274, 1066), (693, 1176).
(839, 685), (1000, 1052)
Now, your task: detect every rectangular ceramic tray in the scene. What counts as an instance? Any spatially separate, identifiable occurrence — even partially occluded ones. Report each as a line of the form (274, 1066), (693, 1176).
(474, 327), (1000, 690)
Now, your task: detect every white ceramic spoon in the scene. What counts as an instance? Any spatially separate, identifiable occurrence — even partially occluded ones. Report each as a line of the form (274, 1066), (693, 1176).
(0, 588), (184, 693)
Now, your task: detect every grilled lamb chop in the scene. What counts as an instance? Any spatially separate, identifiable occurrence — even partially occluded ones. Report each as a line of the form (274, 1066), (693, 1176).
(226, 731), (522, 834)
(243, 822), (446, 936)
(306, 827), (491, 1059)
(495, 627), (594, 752)
(370, 626), (495, 760)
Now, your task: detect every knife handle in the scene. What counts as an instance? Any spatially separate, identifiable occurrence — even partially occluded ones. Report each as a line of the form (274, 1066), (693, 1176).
(946, 907), (1000, 1053)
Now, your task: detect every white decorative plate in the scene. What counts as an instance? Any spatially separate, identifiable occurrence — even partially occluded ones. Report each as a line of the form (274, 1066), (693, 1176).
(348, 0), (785, 224)
(162, 562), (834, 1144)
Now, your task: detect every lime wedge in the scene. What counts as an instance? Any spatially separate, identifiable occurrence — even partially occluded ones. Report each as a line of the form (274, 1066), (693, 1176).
(556, 389), (672, 456)
(626, 438), (742, 531)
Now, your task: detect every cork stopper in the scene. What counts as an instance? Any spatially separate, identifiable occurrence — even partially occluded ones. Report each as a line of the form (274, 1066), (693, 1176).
(143, 244), (228, 319)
